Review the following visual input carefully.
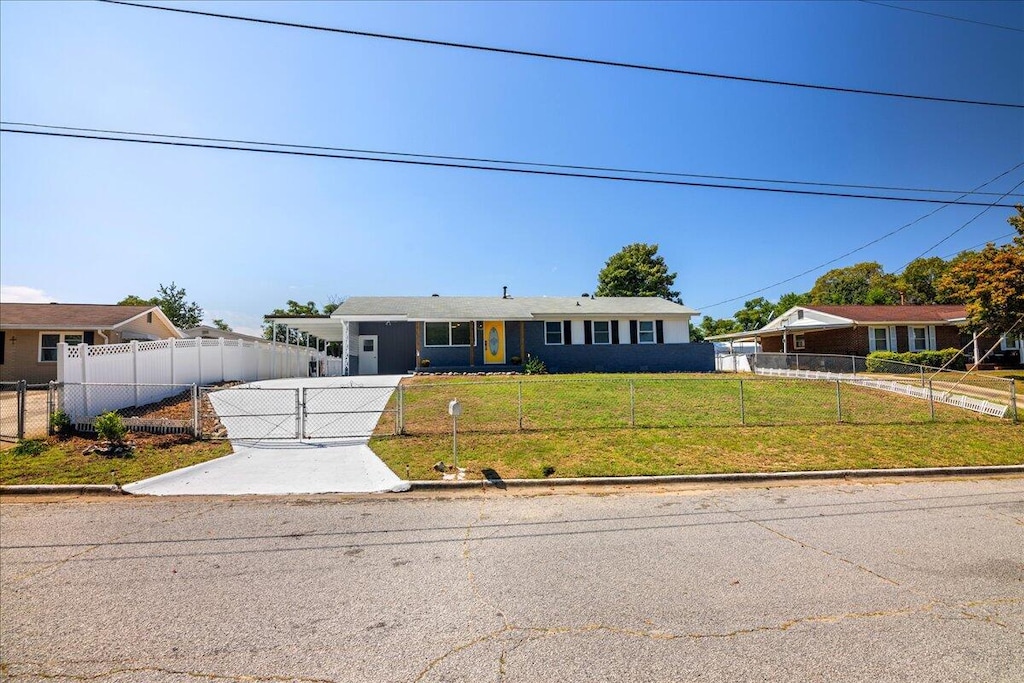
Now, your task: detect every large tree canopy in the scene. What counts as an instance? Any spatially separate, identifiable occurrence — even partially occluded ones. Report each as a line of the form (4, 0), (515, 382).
(595, 243), (681, 302)
(809, 262), (898, 306)
(898, 257), (954, 305)
(939, 205), (1024, 334)
(118, 282), (203, 329)
(734, 297), (775, 331)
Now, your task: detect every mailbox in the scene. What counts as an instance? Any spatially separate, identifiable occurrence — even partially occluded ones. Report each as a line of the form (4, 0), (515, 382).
(448, 399), (462, 417)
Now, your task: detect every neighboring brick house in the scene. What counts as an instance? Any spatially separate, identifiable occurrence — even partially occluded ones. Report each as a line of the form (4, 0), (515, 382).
(709, 304), (1019, 365)
(0, 303), (183, 383)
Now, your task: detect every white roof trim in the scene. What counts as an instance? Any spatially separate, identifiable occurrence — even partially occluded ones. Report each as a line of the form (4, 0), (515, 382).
(111, 307), (184, 338)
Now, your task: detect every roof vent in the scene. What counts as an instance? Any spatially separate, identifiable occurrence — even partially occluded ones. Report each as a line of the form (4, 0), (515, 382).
(502, 285), (509, 299)
(431, 293), (440, 297)
(581, 293), (590, 298)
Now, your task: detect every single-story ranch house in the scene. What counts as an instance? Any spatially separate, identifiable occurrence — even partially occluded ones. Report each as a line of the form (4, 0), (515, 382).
(0, 303), (183, 383)
(709, 304), (1022, 366)
(266, 294), (712, 375)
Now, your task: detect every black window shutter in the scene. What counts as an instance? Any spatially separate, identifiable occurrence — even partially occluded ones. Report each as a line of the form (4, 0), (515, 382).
(84, 331), (95, 345)
(656, 320), (665, 344)
(563, 320), (572, 345)
(611, 320), (620, 344)
(584, 321), (592, 345)
(0, 331), (5, 364)
(629, 320), (638, 344)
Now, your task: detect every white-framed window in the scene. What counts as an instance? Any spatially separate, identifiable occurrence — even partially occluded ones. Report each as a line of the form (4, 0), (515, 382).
(638, 320), (655, 344)
(39, 331), (84, 362)
(545, 321), (562, 345)
(1002, 334), (1022, 351)
(868, 327), (889, 352)
(908, 326), (928, 352)
(794, 334), (806, 350)
(592, 321), (611, 345)
(424, 322), (472, 347)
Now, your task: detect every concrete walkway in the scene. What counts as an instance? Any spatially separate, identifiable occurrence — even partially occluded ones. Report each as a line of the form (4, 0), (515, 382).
(125, 376), (410, 495)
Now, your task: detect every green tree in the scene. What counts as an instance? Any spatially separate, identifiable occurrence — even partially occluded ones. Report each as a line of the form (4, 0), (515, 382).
(699, 316), (743, 338)
(212, 319), (232, 331)
(264, 300), (324, 345)
(595, 243), (681, 302)
(897, 257), (953, 305)
(118, 282), (203, 329)
(939, 205), (1024, 333)
(810, 262), (898, 305)
(773, 291), (812, 317)
(688, 322), (706, 343)
(734, 297), (775, 331)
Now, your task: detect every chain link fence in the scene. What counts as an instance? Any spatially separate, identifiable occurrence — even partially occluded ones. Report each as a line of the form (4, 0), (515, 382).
(56, 383), (198, 435)
(1, 382), (53, 442)
(386, 372), (1017, 437)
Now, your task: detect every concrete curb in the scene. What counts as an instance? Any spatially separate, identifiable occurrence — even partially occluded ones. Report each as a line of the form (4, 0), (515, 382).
(408, 465), (1024, 490)
(0, 484), (125, 496)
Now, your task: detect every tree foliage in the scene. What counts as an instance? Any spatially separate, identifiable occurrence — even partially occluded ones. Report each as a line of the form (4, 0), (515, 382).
(699, 316), (743, 338)
(774, 291), (812, 316)
(734, 297), (775, 331)
(939, 205), (1024, 333)
(595, 243), (681, 302)
(897, 257), (954, 305)
(810, 262), (898, 306)
(212, 319), (232, 331)
(118, 282), (203, 329)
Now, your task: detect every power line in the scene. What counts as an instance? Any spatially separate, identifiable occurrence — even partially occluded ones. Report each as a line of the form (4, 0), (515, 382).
(5, 125), (1022, 208)
(98, 0), (1024, 110)
(859, 0), (1024, 34)
(6, 120), (1020, 200)
(941, 232), (1017, 259)
(893, 177), (1024, 274)
(696, 162), (1024, 311)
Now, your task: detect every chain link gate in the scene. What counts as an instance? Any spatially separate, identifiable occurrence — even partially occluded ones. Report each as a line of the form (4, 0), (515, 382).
(200, 384), (399, 440)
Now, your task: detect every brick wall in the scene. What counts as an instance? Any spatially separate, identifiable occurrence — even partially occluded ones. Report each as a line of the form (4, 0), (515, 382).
(761, 324), (968, 357)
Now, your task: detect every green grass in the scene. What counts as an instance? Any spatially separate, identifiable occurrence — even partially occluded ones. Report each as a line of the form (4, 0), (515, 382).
(372, 374), (1021, 480)
(0, 437), (232, 486)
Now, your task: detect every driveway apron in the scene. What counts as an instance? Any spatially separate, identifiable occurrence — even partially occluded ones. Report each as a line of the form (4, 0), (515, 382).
(125, 376), (410, 495)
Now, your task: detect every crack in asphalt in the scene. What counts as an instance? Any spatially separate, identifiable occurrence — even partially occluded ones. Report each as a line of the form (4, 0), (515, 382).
(0, 661), (337, 682)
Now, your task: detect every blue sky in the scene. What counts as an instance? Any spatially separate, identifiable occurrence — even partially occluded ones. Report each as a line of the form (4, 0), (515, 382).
(1, 0), (1022, 335)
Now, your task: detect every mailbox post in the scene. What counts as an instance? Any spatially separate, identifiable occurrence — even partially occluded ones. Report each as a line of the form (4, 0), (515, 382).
(448, 399), (462, 469)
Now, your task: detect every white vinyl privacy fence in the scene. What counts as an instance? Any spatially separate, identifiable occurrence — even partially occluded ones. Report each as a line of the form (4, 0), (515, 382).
(55, 338), (318, 421)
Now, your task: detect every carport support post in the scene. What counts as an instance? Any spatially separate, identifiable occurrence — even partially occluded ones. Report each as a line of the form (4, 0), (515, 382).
(835, 379), (842, 423)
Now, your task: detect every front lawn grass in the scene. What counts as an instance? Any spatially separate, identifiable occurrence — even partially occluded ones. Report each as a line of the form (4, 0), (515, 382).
(0, 435), (232, 486)
(373, 374), (1021, 480)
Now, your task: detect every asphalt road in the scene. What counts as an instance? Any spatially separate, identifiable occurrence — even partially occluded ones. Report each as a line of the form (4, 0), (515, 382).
(1, 478), (1022, 682)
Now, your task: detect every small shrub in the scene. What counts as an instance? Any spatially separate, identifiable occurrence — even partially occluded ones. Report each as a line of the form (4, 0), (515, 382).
(865, 351), (905, 373)
(50, 409), (73, 437)
(94, 412), (128, 444)
(418, 358), (431, 368)
(866, 348), (966, 373)
(542, 465), (556, 477)
(11, 439), (47, 456)
(524, 354), (547, 375)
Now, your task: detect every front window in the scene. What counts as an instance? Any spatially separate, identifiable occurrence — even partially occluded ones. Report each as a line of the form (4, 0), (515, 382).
(39, 331), (84, 362)
(794, 334), (806, 350)
(592, 321), (611, 345)
(424, 322), (472, 347)
(545, 321), (562, 345)
(638, 321), (655, 344)
(870, 327), (888, 352)
(910, 327), (927, 352)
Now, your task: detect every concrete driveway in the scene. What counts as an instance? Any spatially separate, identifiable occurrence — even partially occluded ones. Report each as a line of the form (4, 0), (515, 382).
(125, 376), (410, 495)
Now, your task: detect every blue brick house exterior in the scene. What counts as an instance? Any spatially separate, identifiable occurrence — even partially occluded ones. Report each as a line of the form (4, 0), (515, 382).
(267, 295), (713, 375)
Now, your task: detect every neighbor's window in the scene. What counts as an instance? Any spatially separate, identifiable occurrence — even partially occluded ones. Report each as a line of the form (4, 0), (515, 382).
(870, 327), (889, 352)
(910, 327), (927, 352)
(39, 332), (84, 362)
(425, 322), (471, 347)
(638, 321), (655, 344)
(545, 321), (562, 345)
(592, 321), (611, 345)
(794, 334), (806, 350)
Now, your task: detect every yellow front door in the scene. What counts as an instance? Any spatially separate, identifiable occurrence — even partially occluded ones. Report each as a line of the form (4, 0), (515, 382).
(483, 321), (505, 364)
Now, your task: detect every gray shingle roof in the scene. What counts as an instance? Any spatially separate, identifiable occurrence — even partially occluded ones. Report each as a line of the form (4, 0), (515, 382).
(331, 296), (699, 320)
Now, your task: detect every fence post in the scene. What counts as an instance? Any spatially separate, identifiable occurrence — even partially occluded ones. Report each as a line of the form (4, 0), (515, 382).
(47, 381), (55, 436)
(928, 380), (935, 421)
(920, 365), (925, 388)
(1010, 379), (1018, 424)
(196, 338), (203, 385)
(739, 379), (746, 426)
(16, 379), (26, 440)
(851, 355), (857, 375)
(79, 343), (89, 417)
(835, 379), (842, 423)
(629, 379), (635, 427)
(399, 384), (405, 434)
(296, 388), (304, 439)
(130, 340), (140, 406)
(517, 380), (523, 431)
(169, 339), (176, 384)
(192, 384), (200, 438)
(219, 337), (226, 382)
(795, 353), (800, 371)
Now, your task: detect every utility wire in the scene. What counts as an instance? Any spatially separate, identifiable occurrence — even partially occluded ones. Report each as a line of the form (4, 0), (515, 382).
(696, 162), (1024, 311)
(4, 126), (1021, 208)
(940, 232), (1017, 259)
(859, 0), (1024, 34)
(892, 177), (1024, 274)
(98, 0), (1024, 110)
(6, 120), (1020, 200)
